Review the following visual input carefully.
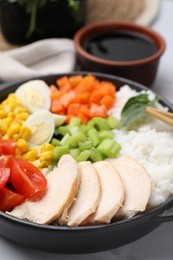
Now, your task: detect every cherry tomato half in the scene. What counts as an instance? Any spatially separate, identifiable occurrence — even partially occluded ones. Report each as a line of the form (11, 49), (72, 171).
(0, 168), (10, 190)
(0, 139), (16, 156)
(0, 156), (11, 190)
(10, 158), (47, 198)
(0, 187), (25, 211)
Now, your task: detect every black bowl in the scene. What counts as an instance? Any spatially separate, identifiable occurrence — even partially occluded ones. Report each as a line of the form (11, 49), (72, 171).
(0, 72), (173, 254)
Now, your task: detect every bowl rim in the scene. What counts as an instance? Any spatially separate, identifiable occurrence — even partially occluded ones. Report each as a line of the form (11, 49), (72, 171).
(73, 20), (166, 67)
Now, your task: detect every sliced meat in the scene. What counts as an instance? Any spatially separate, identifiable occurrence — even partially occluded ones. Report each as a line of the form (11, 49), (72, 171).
(108, 155), (152, 218)
(91, 161), (125, 224)
(66, 161), (101, 227)
(7, 154), (80, 224)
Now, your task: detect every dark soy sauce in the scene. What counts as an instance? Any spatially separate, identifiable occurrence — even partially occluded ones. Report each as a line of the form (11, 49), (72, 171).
(83, 31), (157, 62)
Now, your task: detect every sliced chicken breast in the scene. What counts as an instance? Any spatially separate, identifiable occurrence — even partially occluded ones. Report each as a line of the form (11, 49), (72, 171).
(92, 161), (125, 224)
(108, 155), (152, 218)
(66, 161), (101, 227)
(7, 154), (80, 224)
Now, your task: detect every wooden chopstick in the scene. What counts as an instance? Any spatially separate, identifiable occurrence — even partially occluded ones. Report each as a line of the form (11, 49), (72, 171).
(146, 106), (173, 126)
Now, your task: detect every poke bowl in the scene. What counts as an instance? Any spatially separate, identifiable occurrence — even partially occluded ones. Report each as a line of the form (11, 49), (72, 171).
(0, 72), (173, 254)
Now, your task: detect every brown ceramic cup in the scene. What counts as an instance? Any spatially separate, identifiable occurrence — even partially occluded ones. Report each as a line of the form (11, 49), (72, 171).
(74, 21), (166, 86)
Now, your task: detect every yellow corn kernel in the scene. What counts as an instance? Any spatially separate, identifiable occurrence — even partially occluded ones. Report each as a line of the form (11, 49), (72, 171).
(12, 133), (21, 142)
(0, 109), (6, 118)
(32, 147), (41, 156)
(8, 93), (17, 100)
(40, 161), (50, 168)
(3, 117), (14, 127)
(3, 105), (11, 113)
(41, 143), (54, 152)
(15, 112), (29, 120)
(31, 159), (43, 169)
(20, 126), (31, 139)
(8, 102), (17, 110)
(14, 107), (27, 114)
(12, 117), (23, 125)
(22, 150), (38, 161)
(7, 112), (15, 118)
(40, 151), (53, 162)
(7, 123), (21, 137)
(0, 120), (8, 135)
(29, 147), (40, 156)
(16, 139), (29, 154)
(2, 134), (8, 140)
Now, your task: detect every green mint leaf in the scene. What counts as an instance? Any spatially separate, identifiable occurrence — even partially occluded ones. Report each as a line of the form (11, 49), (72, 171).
(120, 93), (157, 127)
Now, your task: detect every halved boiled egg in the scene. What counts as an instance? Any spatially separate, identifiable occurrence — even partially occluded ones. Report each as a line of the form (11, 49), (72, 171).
(15, 80), (51, 113)
(23, 110), (55, 147)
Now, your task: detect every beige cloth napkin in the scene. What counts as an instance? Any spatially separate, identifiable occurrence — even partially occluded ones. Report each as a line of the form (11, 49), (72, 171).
(0, 38), (76, 82)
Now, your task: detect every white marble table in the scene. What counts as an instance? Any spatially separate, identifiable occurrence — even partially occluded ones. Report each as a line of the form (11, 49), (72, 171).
(1, 0), (173, 259)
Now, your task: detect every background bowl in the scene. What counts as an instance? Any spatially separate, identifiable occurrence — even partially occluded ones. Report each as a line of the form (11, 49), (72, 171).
(0, 72), (173, 254)
(74, 21), (166, 86)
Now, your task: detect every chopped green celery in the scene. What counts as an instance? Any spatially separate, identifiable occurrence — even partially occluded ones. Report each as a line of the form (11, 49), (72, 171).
(97, 139), (121, 157)
(70, 132), (87, 147)
(87, 128), (100, 147)
(98, 130), (114, 140)
(87, 120), (95, 127)
(70, 126), (80, 135)
(84, 124), (95, 134)
(51, 138), (61, 146)
(56, 125), (69, 136)
(69, 148), (80, 159)
(107, 115), (121, 129)
(79, 140), (92, 151)
(69, 117), (81, 128)
(79, 124), (88, 135)
(76, 150), (91, 162)
(90, 147), (104, 162)
(108, 142), (121, 158)
(53, 145), (69, 161)
(60, 133), (71, 146)
(92, 117), (110, 131)
(52, 115), (120, 162)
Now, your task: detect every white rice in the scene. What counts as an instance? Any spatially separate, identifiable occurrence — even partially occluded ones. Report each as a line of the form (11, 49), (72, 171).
(111, 85), (173, 207)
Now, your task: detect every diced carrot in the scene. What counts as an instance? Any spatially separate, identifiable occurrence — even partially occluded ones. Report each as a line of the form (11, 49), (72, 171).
(90, 84), (115, 103)
(50, 90), (63, 101)
(49, 74), (116, 121)
(51, 100), (66, 114)
(100, 95), (115, 109)
(90, 89), (101, 103)
(67, 103), (81, 116)
(56, 76), (69, 89)
(90, 104), (107, 118)
(61, 83), (72, 93)
(79, 105), (91, 118)
(69, 75), (83, 88)
(74, 75), (96, 94)
(60, 90), (75, 108)
(50, 84), (58, 93)
(76, 92), (91, 104)
(78, 112), (90, 124)
(100, 81), (116, 97)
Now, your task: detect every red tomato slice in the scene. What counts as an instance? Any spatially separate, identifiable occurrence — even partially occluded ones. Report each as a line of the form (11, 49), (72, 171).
(0, 156), (11, 191)
(0, 168), (10, 190)
(0, 187), (25, 211)
(0, 139), (16, 156)
(10, 158), (47, 198)
(0, 155), (12, 167)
